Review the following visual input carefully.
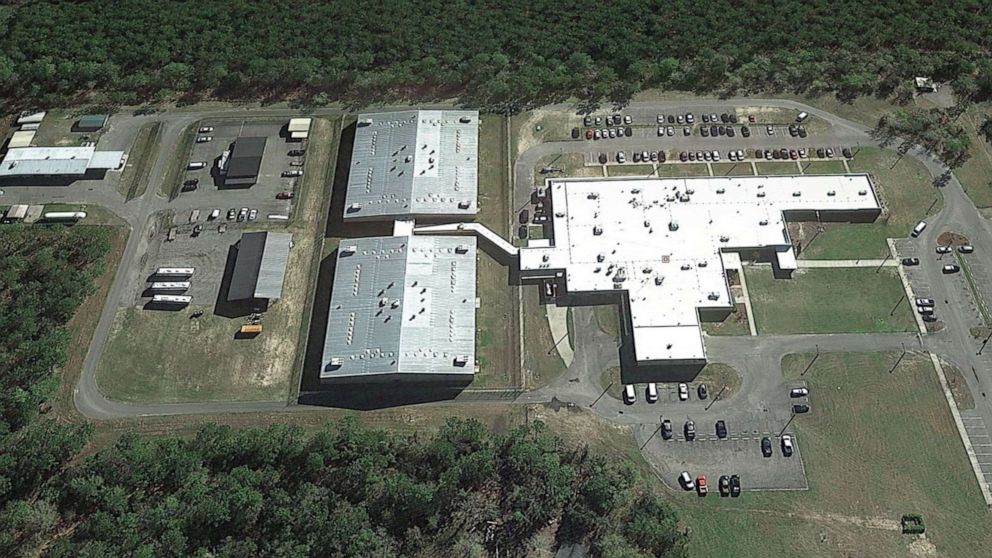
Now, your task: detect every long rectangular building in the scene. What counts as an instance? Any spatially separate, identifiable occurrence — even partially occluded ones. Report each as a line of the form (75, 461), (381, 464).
(0, 146), (124, 177)
(321, 235), (477, 383)
(344, 110), (478, 221)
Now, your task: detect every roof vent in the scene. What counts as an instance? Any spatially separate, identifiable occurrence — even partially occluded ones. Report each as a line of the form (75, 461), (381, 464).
(459, 116), (472, 124)
(708, 292), (720, 301)
(757, 191), (766, 198)
(458, 200), (471, 209)
(669, 220), (679, 231)
(793, 191), (801, 197)
(455, 244), (469, 254)
(593, 226), (603, 235)
(347, 203), (363, 213)
(827, 190), (836, 196)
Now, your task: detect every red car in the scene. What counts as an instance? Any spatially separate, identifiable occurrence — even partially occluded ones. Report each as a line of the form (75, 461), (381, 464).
(276, 191), (294, 199)
(585, 129), (593, 140)
(696, 475), (707, 496)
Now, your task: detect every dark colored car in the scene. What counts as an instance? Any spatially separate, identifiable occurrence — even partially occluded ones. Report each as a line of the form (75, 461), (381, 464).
(624, 126), (633, 137)
(519, 209), (530, 224)
(680, 151), (688, 162)
(755, 149), (764, 159)
(718, 125), (726, 136)
(661, 419), (673, 440)
(901, 257), (920, 266)
(788, 124), (798, 137)
(727, 127), (736, 138)
(685, 420), (696, 441)
(798, 126), (808, 138)
(741, 126), (750, 137)
(710, 125), (718, 136)
(730, 475), (741, 497)
(772, 150), (782, 160)
(288, 149), (306, 156)
(183, 178), (198, 187)
(658, 150), (666, 163)
(275, 191), (294, 199)
(720, 113), (730, 123)
(719, 475), (731, 496)
(571, 127), (580, 139)
(793, 403), (810, 413)
(518, 225), (528, 239)
(842, 147), (853, 158)
(816, 148), (826, 158)
(598, 152), (608, 164)
(668, 115), (676, 124)
(729, 113), (739, 123)
(697, 384), (708, 400)
(701, 127), (709, 137)
(715, 420), (727, 439)
(761, 437), (772, 457)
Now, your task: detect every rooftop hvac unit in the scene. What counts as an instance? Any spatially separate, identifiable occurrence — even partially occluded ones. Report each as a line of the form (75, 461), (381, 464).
(708, 292), (720, 301)
(827, 190), (836, 196)
(719, 235), (730, 242)
(347, 203), (363, 213)
(454, 355), (470, 366)
(716, 187), (725, 194)
(455, 244), (470, 254)
(757, 191), (766, 198)
(587, 192), (599, 199)
(759, 219), (768, 226)
(597, 253), (605, 262)
(654, 275), (664, 285)
(593, 226), (603, 235)
(644, 220), (651, 227)
(457, 200), (471, 209)
(858, 190), (868, 195)
(341, 245), (357, 255)
(357, 119), (373, 126)
(459, 116), (472, 124)
(669, 220), (679, 231)
(698, 261), (708, 267)
(631, 188), (641, 194)
(681, 264), (691, 270)
(329, 357), (343, 367)
(793, 191), (801, 197)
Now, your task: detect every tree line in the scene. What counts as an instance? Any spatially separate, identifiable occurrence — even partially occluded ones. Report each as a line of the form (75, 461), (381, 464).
(0, 225), (685, 556)
(1, 1), (991, 111)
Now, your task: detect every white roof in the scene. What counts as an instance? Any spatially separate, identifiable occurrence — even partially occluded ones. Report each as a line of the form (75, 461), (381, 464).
(0, 146), (124, 176)
(8, 130), (35, 148)
(5, 204), (28, 219)
(520, 174), (880, 363)
(288, 118), (312, 132)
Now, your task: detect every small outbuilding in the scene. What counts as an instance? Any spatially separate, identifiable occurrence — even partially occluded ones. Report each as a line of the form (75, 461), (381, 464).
(76, 114), (109, 131)
(16, 111), (46, 125)
(3, 204), (28, 222)
(7, 130), (36, 149)
(227, 231), (292, 306)
(288, 118), (311, 140)
(915, 77), (938, 93)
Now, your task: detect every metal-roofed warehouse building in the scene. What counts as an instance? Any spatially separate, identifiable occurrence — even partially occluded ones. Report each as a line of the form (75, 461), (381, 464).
(225, 137), (266, 186)
(228, 231), (292, 303)
(344, 110), (478, 221)
(321, 235), (477, 383)
(0, 146), (124, 178)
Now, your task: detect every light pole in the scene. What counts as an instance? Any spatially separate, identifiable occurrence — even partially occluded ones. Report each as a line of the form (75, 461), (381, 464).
(801, 344), (820, 376)
(778, 410), (797, 438)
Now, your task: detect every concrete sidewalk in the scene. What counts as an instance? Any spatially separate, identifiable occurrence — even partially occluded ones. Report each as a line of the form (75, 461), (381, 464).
(798, 259), (897, 268)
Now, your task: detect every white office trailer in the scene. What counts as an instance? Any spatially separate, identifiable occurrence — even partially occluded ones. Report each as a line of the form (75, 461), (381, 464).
(151, 295), (192, 305)
(149, 282), (191, 291)
(154, 267), (195, 277)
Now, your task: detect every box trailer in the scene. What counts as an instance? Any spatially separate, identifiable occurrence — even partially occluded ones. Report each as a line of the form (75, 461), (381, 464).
(43, 211), (86, 221)
(149, 281), (191, 291)
(151, 294), (192, 305)
(239, 324), (263, 334)
(154, 267), (195, 277)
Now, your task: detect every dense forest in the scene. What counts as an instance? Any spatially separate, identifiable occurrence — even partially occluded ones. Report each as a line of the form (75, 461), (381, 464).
(0, 226), (685, 556)
(1, 1), (991, 110)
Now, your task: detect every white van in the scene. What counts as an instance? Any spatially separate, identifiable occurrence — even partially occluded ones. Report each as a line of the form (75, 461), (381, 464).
(187, 161), (207, 170)
(623, 384), (636, 404)
(796, 111), (809, 122)
(208, 209), (220, 220)
(646, 382), (658, 403)
(911, 221), (927, 237)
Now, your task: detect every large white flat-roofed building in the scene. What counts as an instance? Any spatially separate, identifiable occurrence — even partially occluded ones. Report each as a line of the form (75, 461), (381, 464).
(344, 110), (478, 221)
(519, 174), (881, 366)
(321, 235), (477, 384)
(0, 145), (124, 178)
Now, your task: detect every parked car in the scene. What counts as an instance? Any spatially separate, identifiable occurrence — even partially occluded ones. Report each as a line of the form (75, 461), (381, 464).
(915, 298), (935, 306)
(696, 475), (708, 496)
(196, 136), (212, 143)
(608, 129), (616, 139)
(741, 126), (750, 137)
(518, 225), (528, 239)
(237, 207), (248, 222)
(720, 113), (729, 123)
(685, 420), (696, 441)
(276, 191), (294, 199)
(923, 313), (938, 322)
(727, 127), (736, 138)
(719, 475), (731, 497)
(710, 125), (718, 136)
(593, 130), (601, 140)
(936, 245), (953, 254)
(679, 471), (695, 491)
(766, 125), (775, 135)
(698, 384), (708, 400)
(585, 129), (593, 139)
(730, 475), (741, 496)
(710, 113), (718, 123)
(793, 403), (811, 413)
(715, 420), (727, 439)
(680, 151), (688, 162)
(677, 114), (685, 124)
(686, 113), (695, 124)
(571, 127), (580, 139)
(641, 150), (649, 161)
(816, 148), (826, 158)
(668, 115), (676, 124)
(656, 114), (664, 124)
(658, 151), (666, 162)
(842, 147), (853, 158)
(729, 113), (739, 123)
(617, 152), (626, 163)
(598, 153), (608, 164)
(825, 147), (834, 158)
(661, 419), (673, 439)
(790, 387), (809, 397)
(701, 127), (710, 137)
(519, 209), (530, 224)
(667, 126), (675, 136)
(633, 152), (641, 163)
(798, 148), (807, 158)
(960, 244), (975, 253)
(901, 257), (920, 266)
(761, 437), (772, 457)
(911, 220), (927, 237)
(702, 113), (711, 123)
(798, 126), (808, 138)
(624, 115), (632, 124)
(198, 126), (214, 133)
(788, 124), (798, 137)
(683, 126), (691, 136)
(658, 126), (666, 137)
(717, 125), (726, 136)
(796, 111), (809, 122)
(187, 161), (207, 170)
(226, 208), (236, 220)
(181, 181), (197, 192)
(183, 178), (199, 187)
(678, 383), (689, 401)
(650, 151), (658, 162)
(781, 435), (794, 456)
(595, 116), (602, 126)
(248, 209), (257, 221)
(943, 264), (961, 273)
(282, 169), (303, 177)
(584, 116), (592, 127)
(623, 384), (636, 404)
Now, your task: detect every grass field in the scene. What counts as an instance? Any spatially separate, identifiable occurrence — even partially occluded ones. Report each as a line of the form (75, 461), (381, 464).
(656, 163), (710, 177)
(593, 305), (621, 339)
(98, 119), (339, 403)
(694, 363), (741, 399)
(160, 121), (197, 199)
(744, 266), (916, 334)
(955, 104), (992, 211)
(607, 164), (656, 177)
(600, 366), (623, 399)
(473, 114), (520, 389)
(710, 162), (755, 176)
(701, 304), (750, 336)
(532, 153), (602, 183)
(678, 351), (991, 558)
(117, 121), (162, 200)
(800, 160), (847, 174)
(797, 147), (941, 259)
(755, 161), (802, 176)
(522, 287), (566, 389)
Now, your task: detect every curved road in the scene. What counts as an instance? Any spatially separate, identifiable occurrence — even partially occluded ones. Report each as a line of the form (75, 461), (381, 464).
(0, 98), (986, 421)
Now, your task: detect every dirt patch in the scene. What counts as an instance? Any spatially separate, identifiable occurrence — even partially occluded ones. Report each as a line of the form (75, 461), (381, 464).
(908, 534), (938, 557)
(940, 361), (976, 410)
(937, 231), (970, 246)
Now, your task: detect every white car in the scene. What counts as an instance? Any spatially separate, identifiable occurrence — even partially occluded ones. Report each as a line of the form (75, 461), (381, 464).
(196, 136), (212, 143)
(198, 126), (214, 133)
(959, 245), (975, 254)
(208, 209), (220, 220)
(623, 384), (636, 404)
(936, 245), (953, 254)
(790, 387), (809, 398)
(915, 298), (935, 306)
(248, 209), (258, 221)
(623, 115), (632, 124)
(781, 435), (794, 456)
(657, 126), (665, 136)
(911, 221), (927, 237)
(646, 382), (658, 403)
(679, 471), (695, 490)
(678, 383), (689, 401)
(282, 169), (303, 177)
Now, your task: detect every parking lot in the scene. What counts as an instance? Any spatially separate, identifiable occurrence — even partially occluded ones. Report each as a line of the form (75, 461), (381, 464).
(177, 118), (302, 221)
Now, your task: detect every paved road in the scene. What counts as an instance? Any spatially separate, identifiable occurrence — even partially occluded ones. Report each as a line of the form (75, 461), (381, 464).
(0, 96), (985, 424)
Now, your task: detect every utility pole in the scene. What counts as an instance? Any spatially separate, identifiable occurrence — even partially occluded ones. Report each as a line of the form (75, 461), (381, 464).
(875, 251), (891, 273)
(889, 293), (907, 316)
(889, 343), (907, 373)
(705, 384), (727, 411)
(778, 410), (797, 437)
(801, 345), (820, 376)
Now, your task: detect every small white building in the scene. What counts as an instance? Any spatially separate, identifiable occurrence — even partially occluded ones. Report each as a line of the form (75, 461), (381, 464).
(288, 118), (311, 140)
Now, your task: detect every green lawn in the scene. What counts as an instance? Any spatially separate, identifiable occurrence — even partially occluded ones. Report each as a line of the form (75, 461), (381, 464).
(593, 305), (621, 339)
(521, 287), (566, 389)
(745, 266), (916, 334)
(118, 121), (162, 200)
(800, 160), (847, 174)
(473, 114), (519, 389)
(607, 164), (655, 177)
(955, 104), (992, 211)
(700, 304), (750, 336)
(799, 147), (942, 259)
(160, 121), (197, 199)
(710, 162), (755, 176)
(656, 163), (710, 177)
(680, 351), (991, 558)
(755, 161), (802, 176)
